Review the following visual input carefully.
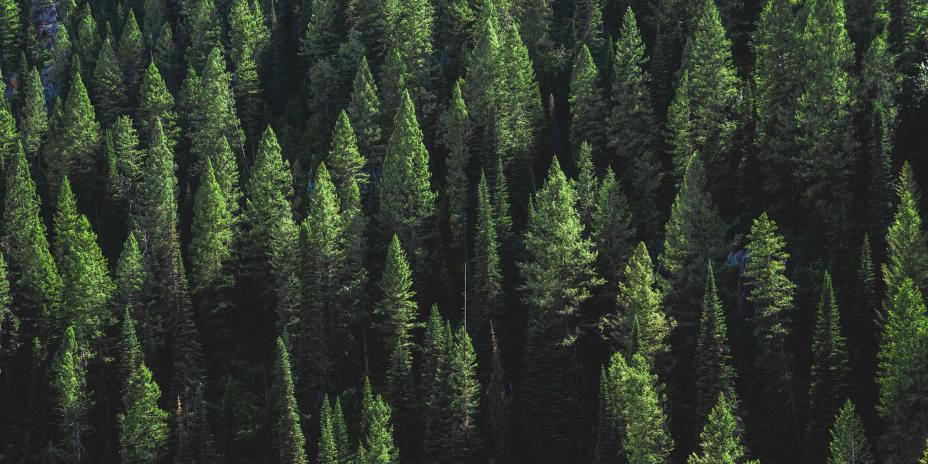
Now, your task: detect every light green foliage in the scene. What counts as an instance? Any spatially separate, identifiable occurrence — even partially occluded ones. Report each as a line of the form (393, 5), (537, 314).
(108, 115), (143, 209)
(118, 363), (168, 464)
(190, 159), (234, 293)
(827, 400), (873, 464)
(183, 0), (221, 70)
(883, 162), (928, 295)
(0, 250), (16, 363)
(591, 167), (635, 286)
(348, 56), (383, 165)
(54, 178), (115, 342)
(358, 377), (399, 464)
(328, 110), (368, 199)
(382, 0), (436, 115)
(138, 62), (179, 148)
(615, 353), (674, 464)
(877, 278), (928, 462)
(117, 11), (145, 100)
(379, 91), (436, 261)
(0, 0), (22, 73)
(227, 0), (268, 137)
(378, 235), (418, 412)
(688, 393), (746, 464)
(440, 80), (471, 252)
(188, 47), (244, 182)
(93, 37), (128, 125)
(612, 242), (672, 361)
(18, 66), (48, 158)
(50, 71), (101, 196)
(470, 172), (502, 361)
(808, 272), (850, 458)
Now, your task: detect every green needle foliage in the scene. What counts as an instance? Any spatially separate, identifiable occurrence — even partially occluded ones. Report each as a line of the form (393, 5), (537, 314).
(827, 400), (873, 464)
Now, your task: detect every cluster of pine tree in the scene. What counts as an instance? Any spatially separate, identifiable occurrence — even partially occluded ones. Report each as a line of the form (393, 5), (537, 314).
(1, 0), (928, 462)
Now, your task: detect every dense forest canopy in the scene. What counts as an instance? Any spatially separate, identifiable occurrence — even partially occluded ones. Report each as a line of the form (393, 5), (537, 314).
(1, 0), (928, 462)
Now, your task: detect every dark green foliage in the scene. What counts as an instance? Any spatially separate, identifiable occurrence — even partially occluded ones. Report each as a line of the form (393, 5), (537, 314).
(807, 272), (850, 459)
(118, 363), (168, 463)
(610, 242), (672, 361)
(227, 0), (268, 140)
(348, 56), (384, 167)
(0, 250), (16, 365)
(188, 47), (244, 182)
(93, 37), (128, 125)
(108, 115), (144, 208)
(48, 71), (101, 200)
(53, 325), (90, 463)
(470, 172), (502, 367)
(382, 0), (436, 116)
(18, 66), (48, 158)
(424, 326), (480, 463)
(117, 11), (145, 103)
(590, 167), (634, 287)
(694, 263), (737, 423)
(74, 4), (98, 76)
(358, 377), (399, 463)
(328, 110), (367, 199)
(138, 61), (178, 148)
(569, 44), (607, 158)
(883, 162), (928, 295)
(183, 0), (221, 71)
(273, 337), (308, 463)
(0, 0), (22, 73)
(827, 400), (873, 464)
(190, 159), (233, 293)
(115, 233), (151, 352)
(687, 393), (750, 464)
(440, 80), (471, 255)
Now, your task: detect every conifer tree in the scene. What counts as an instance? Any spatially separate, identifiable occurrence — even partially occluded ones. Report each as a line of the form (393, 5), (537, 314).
(883, 162), (928, 295)
(440, 80), (471, 256)
(695, 262), (737, 422)
(594, 363), (621, 464)
(668, 0), (739, 193)
(53, 325), (90, 463)
(188, 47), (244, 181)
(18, 66), (48, 158)
(0, 250), (16, 367)
(54, 177), (115, 342)
(318, 395), (340, 464)
(569, 44), (607, 158)
(659, 154), (726, 343)
(827, 400), (873, 464)
(3, 144), (61, 334)
(298, 163), (341, 390)
(118, 363), (168, 463)
(0, 95), (15, 173)
(93, 37), (128, 125)
(609, 7), (661, 239)
(183, 0), (221, 71)
(573, 142), (598, 227)
(688, 393), (750, 464)
(108, 115), (144, 211)
(379, 90), (436, 266)
(241, 127), (299, 330)
(0, 0), (21, 73)
(118, 308), (143, 388)
(877, 278), (928, 463)
(328, 110), (367, 200)
(227, 0), (268, 140)
(518, 158), (601, 461)
(807, 272), (850, 460)
(273, 337), (308, 464)
(348, 56), (383, 168)
(753, 0), (802, 209)
(744, 212), (799, 452)
(591, 167), (634, 287)
(115, 233), (151, 352)
(434, 0), (473, 87)
(74, 3), (98, 74)
(425, 326), (480, 463)
(471, 172), (502, 366)
(153, 24), (180, 86)
(621, 353), (674, 464)
(795, 0), (857, 243)
(117, 10), (145, 103)
(49, 71), (101, 201)
(379, 45), (409, 129)
(609, 242), (671, 361)
(358, 377), (399, 463)
(190, 159), (233, 294)
(382, 0), (436, 116)
(138, 61), (178, 148)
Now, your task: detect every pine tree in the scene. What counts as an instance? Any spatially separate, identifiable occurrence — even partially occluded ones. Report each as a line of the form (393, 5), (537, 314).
(744, 212), (799, 452)
(569, 44), (607, 159)
(297, 163), (341, 390)
(241, 127), (299, 330)
(49, 71), (101, 202)
(93, 37), (129, 125)
(807, 272), (851, 460)
(573, 142), (598, 227)
(0, 95), (16, 173)
(883, 162), (928, 295)
(518, 157), (602, 461)
(153, 24), (180, 86)
(74, 3), (98, 73)
(425, 326), (480, 463)
(591, 167), (634, 287)
(273, 337), (308, 463)
(382, 0), (436, 116)
(827, 400), (873, 464)
(668, 0), (740, 195)
(434, 0), (473, 87)
(118, 308), (143, 389)
(190, 159), (233, 294)
(688, 393), (749, 464)
(188, 47), (244, 182)
(695, 262), (737, 423)
(877, 278), (928, 463)
(609, 7), (661, 239)
(440, 80), (471, 256)
(0, 250), (16, 367)
(659, 154), (726, 344)
(117, 10), (145, 104)
(118, 363), (168, 463)
(108, 115), (144, 210)
(608, 242), (671, 361)
(357, 377), (399, 463)
(54, 177), (115, 342)
(621, 353), (674, 464)
(348, 56), (383, 168)
(227, 0), (268, 140)
(3, 144), (61, 335)
(18, 66), (48, 159)
(379, 90), (436, 267)
(53, 326), (90, 463)
(795, 0), (857, 245)
(753, 0), (802, 210)
(471, 172), (502, 367)
(318, 395), (339, 464)
(0, 0), (22, 73)
(138, 61), (178, 148)
(183, 0), (221, 71)
(115, 233), (152, 353)
(328, 110), (367, 200)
